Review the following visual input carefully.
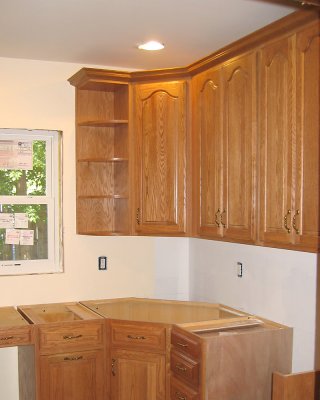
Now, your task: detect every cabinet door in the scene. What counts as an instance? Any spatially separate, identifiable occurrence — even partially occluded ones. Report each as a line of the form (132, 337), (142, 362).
(258, 35), (295, 247)
(111, 349), (166, 400)
(222, 53), (257, 243)
(40, 350), (105, 400)
(134, 81), (187, 235)
(193, 66), (224, 238)
(295, 23), (320, 252)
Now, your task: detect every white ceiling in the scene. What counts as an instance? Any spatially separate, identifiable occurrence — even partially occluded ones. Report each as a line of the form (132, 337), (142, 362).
(0, 0), (299, 70)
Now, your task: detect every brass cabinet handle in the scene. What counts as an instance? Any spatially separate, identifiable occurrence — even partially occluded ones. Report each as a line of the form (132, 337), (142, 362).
(0, 336), (14, 341)
(175, 364), (187, 372)
(63, 334), (82, 340)
(176, 342), (188, 348)
(292, 210), (300, 234)
(220, 208), (226, 228)
(284, 209), (291, 233)
(127, 334), (146, 340)
(175, 392), (187, 400)
(111, 358), (116, 376)
(136, 208), (140, 225)
(215, 209), (221, 227)
(64, 356), (83, 361)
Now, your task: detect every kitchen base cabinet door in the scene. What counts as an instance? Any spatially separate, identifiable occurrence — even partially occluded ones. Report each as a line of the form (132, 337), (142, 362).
(39, 350), (105, 400)
(111, 349), (166, 400)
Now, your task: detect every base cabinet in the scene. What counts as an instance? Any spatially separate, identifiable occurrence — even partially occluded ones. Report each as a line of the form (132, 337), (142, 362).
(110, 349), (166, 400)
(40, 349), (105, 400)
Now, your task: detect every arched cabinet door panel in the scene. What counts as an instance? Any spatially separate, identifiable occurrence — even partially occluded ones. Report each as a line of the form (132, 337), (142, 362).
(133, 81), (188, 235)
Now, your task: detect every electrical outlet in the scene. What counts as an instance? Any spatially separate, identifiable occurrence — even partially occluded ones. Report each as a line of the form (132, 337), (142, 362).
(237, 262), (243, 278)
(98, 256), (107, 270)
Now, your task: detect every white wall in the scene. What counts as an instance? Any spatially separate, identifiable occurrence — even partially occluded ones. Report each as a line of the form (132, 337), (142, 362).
(189, 238), (318, 372)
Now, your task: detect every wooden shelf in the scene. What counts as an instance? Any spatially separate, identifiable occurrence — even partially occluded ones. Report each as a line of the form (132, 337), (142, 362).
(77, 195), (128, 199)
(78, 120), (128, 127)
(77, 158), (128, 163)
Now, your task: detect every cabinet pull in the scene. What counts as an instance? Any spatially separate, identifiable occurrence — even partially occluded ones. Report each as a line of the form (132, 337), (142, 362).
(64, 356), (83, 361)
(63, 334), (83, 340)
(136, 208), (140, 225)
(220, 208), (226, 228)
(175, 392), (187, 400)
(175, 364), (187, 372)
(292, 210), (300, 234)
(215, 209), (221, 227)
(111, 358), (116, 376)
(0, 336), (14, 341)
(284, 209), (291, 233)
(127, 334), (146, 340)
(176, 342), (188, 348)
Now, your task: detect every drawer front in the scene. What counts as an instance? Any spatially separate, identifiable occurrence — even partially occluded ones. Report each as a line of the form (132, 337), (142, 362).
(38, 321), (104, 354)
(0, 326), (32, 347)
(171, 350), (200, 387)
(171, 377), (199, 400)
(171, 329), (201, 360)
(110, 321), (166, 352)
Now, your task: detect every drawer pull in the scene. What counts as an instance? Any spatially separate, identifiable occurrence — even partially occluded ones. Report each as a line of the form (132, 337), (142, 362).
(0, 336), (14, 341)
(176, 342), (188, 348)
(127, 334), (146, 340)
(64, 356), (83, 361)
(175, 392), (187, 400)
(63, 334), (83, 340)
(175, 363), (187, 372)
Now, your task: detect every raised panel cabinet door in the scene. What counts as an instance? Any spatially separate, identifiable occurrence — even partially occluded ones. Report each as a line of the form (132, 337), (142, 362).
(39, 350), (105, 400)
(193, 66), (224, 238)
(295, 22), (320, 252)
(110, 349), (166, 400)
(134, 81), (187, 235)
(222, 52), (257, 243)
(258, 35), (295, 248)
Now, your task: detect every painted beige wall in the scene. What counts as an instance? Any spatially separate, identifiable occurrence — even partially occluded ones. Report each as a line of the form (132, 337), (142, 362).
(0, 56), (156, 306)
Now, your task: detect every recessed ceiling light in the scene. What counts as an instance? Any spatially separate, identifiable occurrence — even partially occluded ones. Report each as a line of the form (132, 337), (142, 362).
(138, 41), (165, 51)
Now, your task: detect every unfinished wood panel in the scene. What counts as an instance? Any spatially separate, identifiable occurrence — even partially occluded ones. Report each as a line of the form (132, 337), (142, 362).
(295, 22), (320, 252)
(134, 81), (187, 235)
(258, 34), (295, 247)
(222, 52), (257, 243)
(272, 370), (320, 400)
(19, 345), (36, 400)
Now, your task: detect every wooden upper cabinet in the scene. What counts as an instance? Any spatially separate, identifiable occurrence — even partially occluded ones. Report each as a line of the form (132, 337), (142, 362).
(222, 53), (257, 243)
(295, 22), (320, 252)
(133, 81), (188, 235)
(193, 52), (256, 243)
(259, 22), (320, 252)
(258, 35), (295, 248)
(192, 66), (224, 238)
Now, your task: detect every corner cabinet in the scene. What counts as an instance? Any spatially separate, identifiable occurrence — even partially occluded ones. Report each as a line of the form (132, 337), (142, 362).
(133, 80), (189, 235)
(192, 52), (257, 244)
(69, 70), (132, 235)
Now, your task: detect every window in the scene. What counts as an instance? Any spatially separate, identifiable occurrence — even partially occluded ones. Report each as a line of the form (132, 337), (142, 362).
(0, 129), (62, 275)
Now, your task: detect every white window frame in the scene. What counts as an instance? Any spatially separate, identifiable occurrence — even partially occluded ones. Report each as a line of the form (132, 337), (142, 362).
(0, 129), (63, 275)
